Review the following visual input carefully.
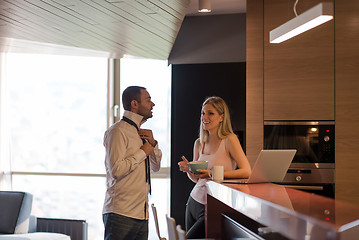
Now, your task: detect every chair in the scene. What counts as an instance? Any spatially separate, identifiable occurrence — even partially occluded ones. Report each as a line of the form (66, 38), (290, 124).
(176, 225), (187, 240)
(166, 214), (178, 240)
(0, 191), (87, 240)
(175, 224), (216, 240)
(151, 203), (166, 240)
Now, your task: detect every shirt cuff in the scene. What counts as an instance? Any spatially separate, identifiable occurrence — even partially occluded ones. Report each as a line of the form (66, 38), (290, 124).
(135, 149), (147, 162)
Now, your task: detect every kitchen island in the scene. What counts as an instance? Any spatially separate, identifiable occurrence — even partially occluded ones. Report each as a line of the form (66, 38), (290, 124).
(206, 181), (359, 239)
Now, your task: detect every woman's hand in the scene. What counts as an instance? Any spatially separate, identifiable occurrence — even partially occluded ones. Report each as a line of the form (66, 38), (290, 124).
(178, 155), (189, 172)
(178, 156), (211, 179)
(195, 169), (212, 179)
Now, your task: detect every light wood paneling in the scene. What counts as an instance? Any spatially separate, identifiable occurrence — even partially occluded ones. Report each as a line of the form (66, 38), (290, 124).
(246, 0), (263, 166)
(263, 0), (334, 120)
(0, 0), (190, 59)
(335, 0), (359, 205)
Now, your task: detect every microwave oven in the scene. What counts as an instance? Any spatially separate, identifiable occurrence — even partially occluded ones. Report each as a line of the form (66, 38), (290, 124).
(264, 121), (335, 168)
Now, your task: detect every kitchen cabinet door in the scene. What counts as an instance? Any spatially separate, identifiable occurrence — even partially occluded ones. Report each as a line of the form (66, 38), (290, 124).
(335, 0), (359, 206)
(263, 0), (334, 120)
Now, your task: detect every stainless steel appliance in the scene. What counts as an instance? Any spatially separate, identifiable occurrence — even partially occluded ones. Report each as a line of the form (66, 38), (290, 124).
(264, 121), (335, 198)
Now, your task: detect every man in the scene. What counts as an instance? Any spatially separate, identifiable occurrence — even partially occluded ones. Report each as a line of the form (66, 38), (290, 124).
(102, 86), (162, 240)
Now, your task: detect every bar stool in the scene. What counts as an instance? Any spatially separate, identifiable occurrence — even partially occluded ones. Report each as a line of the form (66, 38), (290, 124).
(176, 225), (187, 240)
(166, 214), (178, 240)
(151, 203), (166, 240)
(166, 214), (215, 240)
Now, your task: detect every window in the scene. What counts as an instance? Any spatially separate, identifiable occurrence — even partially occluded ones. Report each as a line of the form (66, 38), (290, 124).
(0, 54), (171, 240)
(3, 53), (107, 174)
(0, 53), (108, 239)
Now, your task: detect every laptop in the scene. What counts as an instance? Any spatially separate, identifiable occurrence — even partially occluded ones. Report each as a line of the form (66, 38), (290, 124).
(222, 149), (297, 184)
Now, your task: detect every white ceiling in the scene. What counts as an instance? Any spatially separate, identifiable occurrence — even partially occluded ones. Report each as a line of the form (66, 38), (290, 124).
(0, 0), (245, 59)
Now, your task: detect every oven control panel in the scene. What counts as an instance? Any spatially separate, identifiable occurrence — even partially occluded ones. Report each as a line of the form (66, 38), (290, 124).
(282, 168), (334, 184)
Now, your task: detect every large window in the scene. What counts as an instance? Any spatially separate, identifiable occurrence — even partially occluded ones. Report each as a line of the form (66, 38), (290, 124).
(0, 53), (108, 240)
(3, 53), (107, 174)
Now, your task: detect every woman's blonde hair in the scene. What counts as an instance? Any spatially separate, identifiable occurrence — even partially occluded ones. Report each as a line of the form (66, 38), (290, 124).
(199, 96), (234, 143)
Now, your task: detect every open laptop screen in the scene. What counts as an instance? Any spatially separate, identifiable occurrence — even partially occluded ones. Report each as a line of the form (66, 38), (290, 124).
(222, 149), (296, 184)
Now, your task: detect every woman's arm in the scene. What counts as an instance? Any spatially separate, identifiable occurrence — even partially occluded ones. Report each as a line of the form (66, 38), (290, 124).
(223, 133), (252, 179)
(187, 139), (201, 182)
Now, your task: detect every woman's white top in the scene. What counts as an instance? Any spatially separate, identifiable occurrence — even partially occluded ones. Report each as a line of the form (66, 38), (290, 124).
(190, 139), (235, 205)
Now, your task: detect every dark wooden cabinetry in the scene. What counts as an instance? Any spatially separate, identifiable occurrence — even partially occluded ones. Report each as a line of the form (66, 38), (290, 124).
(246, 0), (264, 165)
(247, 0), (359, 206)
(263, 0), (335, 121)
(335, 0), (359, 205)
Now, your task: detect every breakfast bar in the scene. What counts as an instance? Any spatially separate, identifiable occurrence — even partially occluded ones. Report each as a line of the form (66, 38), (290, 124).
(206, 181), (359, 239)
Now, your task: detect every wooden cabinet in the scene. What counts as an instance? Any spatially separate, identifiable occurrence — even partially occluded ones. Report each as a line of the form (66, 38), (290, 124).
(263, 0), (334, 121)
(247, 0), (359, 206)
(246, 0), (264, 166)
(246, 0), (334, 165)
(335, 0), (359, 205)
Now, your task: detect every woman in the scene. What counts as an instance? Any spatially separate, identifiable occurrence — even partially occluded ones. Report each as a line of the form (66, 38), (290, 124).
(178, 96), (251, 238)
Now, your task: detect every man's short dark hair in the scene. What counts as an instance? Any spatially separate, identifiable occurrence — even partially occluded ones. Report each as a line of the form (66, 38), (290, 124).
(122, 86), (146, 111)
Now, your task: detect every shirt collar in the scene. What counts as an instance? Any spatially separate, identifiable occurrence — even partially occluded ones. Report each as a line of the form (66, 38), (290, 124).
(123, 110), (146, 128)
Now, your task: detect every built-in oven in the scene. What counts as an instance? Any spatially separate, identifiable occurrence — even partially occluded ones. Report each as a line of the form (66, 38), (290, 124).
(264, 121), (335, 198)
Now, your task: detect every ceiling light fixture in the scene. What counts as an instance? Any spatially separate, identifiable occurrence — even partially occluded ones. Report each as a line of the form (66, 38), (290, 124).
(198, 0), (211, 13)
(270, 1), (333, 44)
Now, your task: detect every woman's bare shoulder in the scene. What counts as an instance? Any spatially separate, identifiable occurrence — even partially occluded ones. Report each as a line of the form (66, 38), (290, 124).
(224, 133), (241, 148)
(194, 138), (201, 147)
(225, 133), (239, 142)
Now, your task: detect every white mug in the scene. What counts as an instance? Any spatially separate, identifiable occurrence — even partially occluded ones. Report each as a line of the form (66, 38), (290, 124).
(212, 165), (224, 181)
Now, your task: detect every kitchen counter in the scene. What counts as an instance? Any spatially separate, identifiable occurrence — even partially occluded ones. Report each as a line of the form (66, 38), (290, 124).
(206, 181), (359, 239)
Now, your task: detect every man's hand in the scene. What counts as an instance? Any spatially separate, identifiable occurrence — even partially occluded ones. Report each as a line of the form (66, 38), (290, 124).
(138, 129), (157, 147)
(141, 142), (154, 156)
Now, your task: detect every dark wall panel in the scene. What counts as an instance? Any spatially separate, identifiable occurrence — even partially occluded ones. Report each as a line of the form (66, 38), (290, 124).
(171, 62), (246, 227)
(168, 14), (246, 64)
